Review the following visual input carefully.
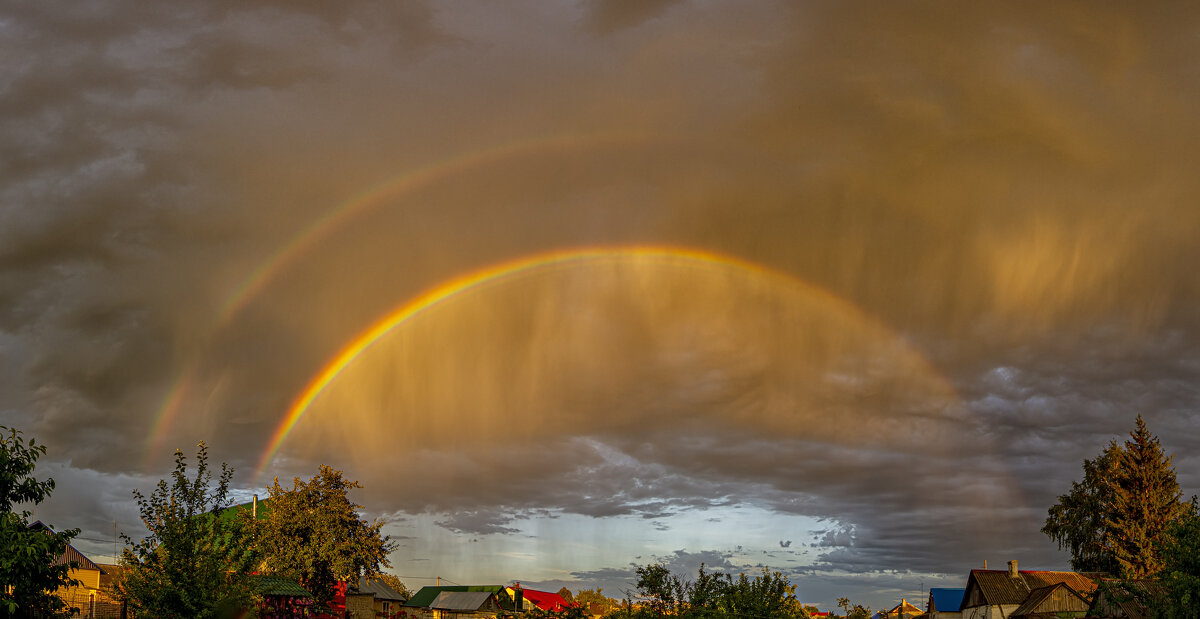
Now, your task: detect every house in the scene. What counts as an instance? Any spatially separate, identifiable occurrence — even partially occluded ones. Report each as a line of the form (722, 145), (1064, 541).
(506, 584), (572, 612)
(404, 585), (515, 617)
(926, 588), (964, 619)
(1088, 580), (1166, 619)
(346, 576), (409, 618)
(876, 598), (924, 619)
(29, 522), (125, 618)
(960, 561), (1098, 619)
(1007, 582), (1090, 619)
(254, 574), (316, 618)
(428, 591), (504, 618)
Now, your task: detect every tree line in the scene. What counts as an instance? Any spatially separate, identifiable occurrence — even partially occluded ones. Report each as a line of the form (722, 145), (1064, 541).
(1, 429), (392, 618)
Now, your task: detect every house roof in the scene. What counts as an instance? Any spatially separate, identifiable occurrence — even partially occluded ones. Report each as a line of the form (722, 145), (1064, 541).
(964, 569), (1098, 608)
(353, 576), (407, 602)
(1009, 583), (1089, 618)
(929, 588), (965, 612)
(405, 585), (507, 608)
(1089, 580), (1165, 619)
(511, 587), (571, 611)
(28, 521), (102, 571)
(430, 591), (495, 611)
(254, 575), (314, 598)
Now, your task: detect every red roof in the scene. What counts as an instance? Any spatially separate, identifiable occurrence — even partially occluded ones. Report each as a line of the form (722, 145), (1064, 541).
(516, 588), (571, 612)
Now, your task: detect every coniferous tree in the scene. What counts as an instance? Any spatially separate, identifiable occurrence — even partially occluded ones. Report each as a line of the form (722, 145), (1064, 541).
(1044, 415), (1187, 579)
(1103, 414), (1187, 578)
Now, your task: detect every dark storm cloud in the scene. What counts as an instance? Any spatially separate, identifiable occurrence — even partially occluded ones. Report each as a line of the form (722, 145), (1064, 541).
(5, 0), (1200, 610)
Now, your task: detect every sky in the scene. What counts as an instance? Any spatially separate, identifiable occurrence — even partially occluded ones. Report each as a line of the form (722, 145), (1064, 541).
(4, 0), (1200, 611)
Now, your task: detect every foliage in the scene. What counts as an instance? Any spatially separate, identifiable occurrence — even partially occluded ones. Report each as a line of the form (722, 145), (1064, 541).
(633, 563), (808, 618)
(575, 587), (620, 616)
(836, 597), (871, 619)
(1042, 441), (1122, 573)
(556, 586), (574, 602)
(1149, 497), (1200, 618)
(119, 442), (260, 618)
(374, 572), (412, 599)
(1043, 415), (1185, 577)
(0, 426), (80, 617)
(257, 465), (393, 610)
(1104, 414), (1186, 578)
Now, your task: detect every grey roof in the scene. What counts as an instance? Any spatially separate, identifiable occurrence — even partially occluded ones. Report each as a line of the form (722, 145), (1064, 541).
(430, 591), (495, 611)
(354, 577), (407, 601)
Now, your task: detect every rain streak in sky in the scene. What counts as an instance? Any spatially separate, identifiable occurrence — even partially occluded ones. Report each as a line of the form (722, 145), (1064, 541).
(3, 1), (1200, 609)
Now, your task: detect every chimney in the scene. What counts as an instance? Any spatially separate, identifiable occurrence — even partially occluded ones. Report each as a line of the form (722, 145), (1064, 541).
(1008, 560), (1018, 578)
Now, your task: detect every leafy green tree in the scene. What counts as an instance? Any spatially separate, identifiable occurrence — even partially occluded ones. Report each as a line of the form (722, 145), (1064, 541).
(634, 563), (807, 618)
(717, 568), (807, 619)
(0, 426), (79, 617)
(375, 572), (412, 599)
(1149, 497), (1200, 618)
(837, 597), (871, 619)
(119, 442), (260, 618)
(256, 465), (393, 611)
(574, 587), (619, 615)
(635, 563), (686, 615)
(1104, 414), (1187, 578)
(1042, 441), (1122, 573)
(1043, 415), (1186, 577)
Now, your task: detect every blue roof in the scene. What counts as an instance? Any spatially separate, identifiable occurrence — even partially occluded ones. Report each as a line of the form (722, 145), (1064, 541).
(930, 588), (965, 612)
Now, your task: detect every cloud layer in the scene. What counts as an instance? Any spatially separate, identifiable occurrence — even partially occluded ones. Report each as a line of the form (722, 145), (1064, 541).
(6, 0), (1200, 609)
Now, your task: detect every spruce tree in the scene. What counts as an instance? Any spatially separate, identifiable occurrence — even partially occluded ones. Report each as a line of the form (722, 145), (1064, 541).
(1103, 414), (1186, 579)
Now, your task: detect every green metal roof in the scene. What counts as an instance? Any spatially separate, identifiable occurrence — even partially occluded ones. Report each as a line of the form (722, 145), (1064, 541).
(406, 585), (508, 608)
(254, 575), (313, 598)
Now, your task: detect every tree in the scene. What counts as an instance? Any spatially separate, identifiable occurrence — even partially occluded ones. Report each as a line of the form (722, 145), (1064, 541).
(633, 563), (808, 618)
(1152, 497), (1200, 618)
(1042, 441), (1121, 573)
(1043, 415), (1186, 577)
(375, 572), (412, 599)
(256, 465), (393, 610)
(836, 597), (871, 619)
(1104, 414), (1187, 578)
(556, 586), (574, 602)
(0, 426), (79, 617)
(119, 442), (260, 618)
(574, 587), (619, 616)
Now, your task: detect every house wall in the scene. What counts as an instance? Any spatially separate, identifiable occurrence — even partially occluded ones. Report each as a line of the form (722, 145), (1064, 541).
(347, 592), (376, 618)
(962, 604), (1018, 619)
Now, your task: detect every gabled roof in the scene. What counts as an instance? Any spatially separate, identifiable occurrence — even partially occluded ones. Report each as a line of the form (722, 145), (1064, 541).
(28, 521), (101, 571)
(254, 575), (314, 598)
(430, 591), (495, 611)
(353, 576), (407, 602)
(1088, 580), (1166, 619)
(929, 588), (965, 612)
(964, 570), (1098, 608)
(1009, 583), (1089, 618)
(510, 587), (571, 611)
(405, 585), (507, 608)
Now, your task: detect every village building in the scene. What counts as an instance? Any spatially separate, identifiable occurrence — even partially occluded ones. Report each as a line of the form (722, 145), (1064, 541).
(926, 588), (964, 619)
(876, 597), (924, 619)
(403, 585), (514, 618)
(28, 522), (125, 619)
(1007, 582), (1090, 619)
(960, 561), (1097, 619)
(506, 584), (572, 612)
(346, 576), (409, 618)
(1088, 580), (1165, 619)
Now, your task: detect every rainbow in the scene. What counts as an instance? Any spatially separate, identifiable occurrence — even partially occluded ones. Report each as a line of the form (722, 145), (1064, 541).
(253, 245), (954, 480)
(149, 132), (663, 463)
(218, 131), (661, 323)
